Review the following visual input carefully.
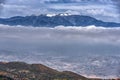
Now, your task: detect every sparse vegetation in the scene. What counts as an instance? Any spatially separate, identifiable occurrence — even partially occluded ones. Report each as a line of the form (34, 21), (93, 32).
(0, 62), (118, 80)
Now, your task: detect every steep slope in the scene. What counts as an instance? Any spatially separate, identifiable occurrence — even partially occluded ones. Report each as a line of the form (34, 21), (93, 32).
(0, 62), (88, 80)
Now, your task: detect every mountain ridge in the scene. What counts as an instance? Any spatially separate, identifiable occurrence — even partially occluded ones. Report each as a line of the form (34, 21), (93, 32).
(0, 14), (120, 27)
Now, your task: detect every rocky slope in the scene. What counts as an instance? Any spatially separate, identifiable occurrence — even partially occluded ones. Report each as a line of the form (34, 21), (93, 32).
(0, 62), (104, 80)
(0, 62), (119, 80)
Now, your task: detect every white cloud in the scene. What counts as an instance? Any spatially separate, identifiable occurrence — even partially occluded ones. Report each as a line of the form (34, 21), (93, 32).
(0, 24), (120, 44)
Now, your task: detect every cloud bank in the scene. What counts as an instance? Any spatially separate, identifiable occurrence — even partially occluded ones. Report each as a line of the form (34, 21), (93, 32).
(0, 25), (120, 78)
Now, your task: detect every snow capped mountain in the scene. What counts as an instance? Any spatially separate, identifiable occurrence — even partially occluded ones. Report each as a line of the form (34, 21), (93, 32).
(0, 14), (120, 27)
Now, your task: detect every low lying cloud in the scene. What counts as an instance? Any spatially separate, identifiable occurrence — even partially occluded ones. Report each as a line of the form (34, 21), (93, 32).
(0, 25), (120, 44)
(0, 24), (120, 56)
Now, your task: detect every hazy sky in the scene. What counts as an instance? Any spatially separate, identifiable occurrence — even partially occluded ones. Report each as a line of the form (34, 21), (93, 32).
(0, 0), (119, 22)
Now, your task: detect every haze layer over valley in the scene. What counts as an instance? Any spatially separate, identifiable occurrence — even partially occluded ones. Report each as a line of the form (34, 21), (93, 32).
(0, 25), (120, 78)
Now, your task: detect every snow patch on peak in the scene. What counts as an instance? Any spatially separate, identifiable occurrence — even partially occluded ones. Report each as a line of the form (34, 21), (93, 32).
(59, 13), (71, 16)
(46, 13), (72, 17)
(46, 14), (56, 17)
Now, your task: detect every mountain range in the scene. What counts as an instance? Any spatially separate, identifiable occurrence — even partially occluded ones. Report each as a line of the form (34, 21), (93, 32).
(0, 14), (120, 27)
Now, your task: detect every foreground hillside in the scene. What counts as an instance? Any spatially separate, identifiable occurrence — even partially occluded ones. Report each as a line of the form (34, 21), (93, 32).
(0, 62), (118, 80)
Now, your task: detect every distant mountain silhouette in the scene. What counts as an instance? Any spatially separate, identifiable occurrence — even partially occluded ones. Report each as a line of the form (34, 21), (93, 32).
(0, 14), (120, 27)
